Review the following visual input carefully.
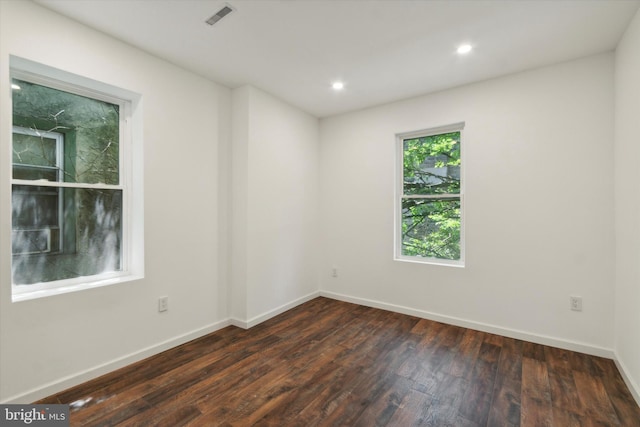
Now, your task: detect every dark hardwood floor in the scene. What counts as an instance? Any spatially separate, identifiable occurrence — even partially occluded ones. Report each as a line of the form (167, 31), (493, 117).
(38, 297), (640, 426)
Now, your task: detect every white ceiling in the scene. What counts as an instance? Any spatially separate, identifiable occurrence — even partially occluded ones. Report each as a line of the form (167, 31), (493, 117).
(34, 0), (640, 118)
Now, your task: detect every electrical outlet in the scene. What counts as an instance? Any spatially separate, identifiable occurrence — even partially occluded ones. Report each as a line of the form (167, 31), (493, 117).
(158, 296), (169, 312)
(570, 296), (582, 312)
(331, 267), (338, 278)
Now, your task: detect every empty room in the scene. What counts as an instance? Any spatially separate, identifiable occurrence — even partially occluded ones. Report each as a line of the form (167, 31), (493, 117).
(1, 0), (640, 426)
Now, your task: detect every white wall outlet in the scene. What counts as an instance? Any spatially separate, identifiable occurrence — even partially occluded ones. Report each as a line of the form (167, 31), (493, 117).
(158, 296), (169, 312)
(331, 267), (338, 278)
(570, 296), (582, 311)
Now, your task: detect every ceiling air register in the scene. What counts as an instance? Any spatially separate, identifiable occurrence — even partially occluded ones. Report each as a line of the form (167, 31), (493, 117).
(206, 4), (235, 26)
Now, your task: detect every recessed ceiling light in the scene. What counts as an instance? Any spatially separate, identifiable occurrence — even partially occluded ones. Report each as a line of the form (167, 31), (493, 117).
(332, 81), (344, 91)
(457, 44), (473, 55)
(11, 83), (21, 90)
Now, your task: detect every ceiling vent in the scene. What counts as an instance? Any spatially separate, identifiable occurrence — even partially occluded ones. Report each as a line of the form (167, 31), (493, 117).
(206, 4), (235, 26)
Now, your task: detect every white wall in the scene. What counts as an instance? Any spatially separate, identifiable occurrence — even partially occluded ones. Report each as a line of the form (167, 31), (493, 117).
(230, 86), (250, 322)
(231, 86), (320, 325)
(0, 1), (231, 402)
(320, 53), (616, 355)
(614, 8), (640, 403)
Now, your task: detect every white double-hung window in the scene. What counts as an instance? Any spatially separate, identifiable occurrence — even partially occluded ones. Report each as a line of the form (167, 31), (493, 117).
(10, 57), (143, 301)
(395, 123), (465, 266)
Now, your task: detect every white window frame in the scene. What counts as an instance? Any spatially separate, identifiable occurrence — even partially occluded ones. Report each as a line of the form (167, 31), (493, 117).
(394, 122), (465, 267)
(10, 56), (144, 302)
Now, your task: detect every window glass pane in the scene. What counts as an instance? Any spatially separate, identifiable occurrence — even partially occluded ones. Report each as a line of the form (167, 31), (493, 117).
(12, 188), (123, 285)
(403, 132), (460, 195)
(12, 185), (60, 229)
(401, 198), (460, 260)
(12, 229), (57, 255)
(13, 132), (58, 168)
(12, 78), (119, 185)
(13, 165), (58, 181)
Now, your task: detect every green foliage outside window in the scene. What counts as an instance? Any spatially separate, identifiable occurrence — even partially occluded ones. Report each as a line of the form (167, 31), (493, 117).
(401, 131), (461, 260)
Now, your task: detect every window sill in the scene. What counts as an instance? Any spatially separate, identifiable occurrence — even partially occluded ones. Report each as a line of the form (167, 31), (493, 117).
(394, 255), (465, 268)
(12, 273), (144, 302)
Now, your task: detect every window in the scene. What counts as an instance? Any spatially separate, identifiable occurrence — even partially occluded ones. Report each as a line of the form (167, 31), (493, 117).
(10, 58), (142, 301)
(396, 123), (464, 266)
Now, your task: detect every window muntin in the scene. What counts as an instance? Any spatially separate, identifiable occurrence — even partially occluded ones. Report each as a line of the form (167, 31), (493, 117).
(11, 75), (126, 289)
(396, 124), (464, 265)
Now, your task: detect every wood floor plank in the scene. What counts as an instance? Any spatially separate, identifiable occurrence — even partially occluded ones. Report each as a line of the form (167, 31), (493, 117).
(411, 324), (464, 394)
(386, 388), (432, 426)
(521, 395), (553, 427)
(487, 337), (523, 427)
(547, 366), (583, 415)
(522, 357), (551, 402)
(488, 382), (521, 427)
(262, 359), (348, 424)
(55, 331), (233, 411)
(292, 356), (372, 425)
(545, 346), (573, 372)
(458, 341), (501, 426)
(352, 374), (414, 427)
(412, 345), (457, 395)
(421, 373), (469, 426)
(523, 341), (547, 362)
(410, 318), (434, 336)
(312, 362), (404, 426)
(70, 395), (152, 427)
(484, 333), (505, 348)
(35, 297), (640, 427)
(397, 320), (447, 380)
(608, 394), (640, 427)
(551, 406), (583, 427)
(449, 329), (484, 379)
(521, 357), (553, 427)
(573, 370), (622, 426)
(301, 373), (371, 426)
(594, 359), (640, 426)
(117, 403), (202, 427)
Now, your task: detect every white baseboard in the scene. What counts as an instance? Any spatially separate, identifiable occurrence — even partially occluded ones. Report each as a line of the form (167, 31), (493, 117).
(7, 290), (637, 409)
(3, 291), (320, 404)
(320, 291), (640, 405)
(1, 318), (232, 404)
(614, 354), (640, 407)
(229, 317), (250, 329)
(232, 290), (321, 329)
(319, 290), (615, 359)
